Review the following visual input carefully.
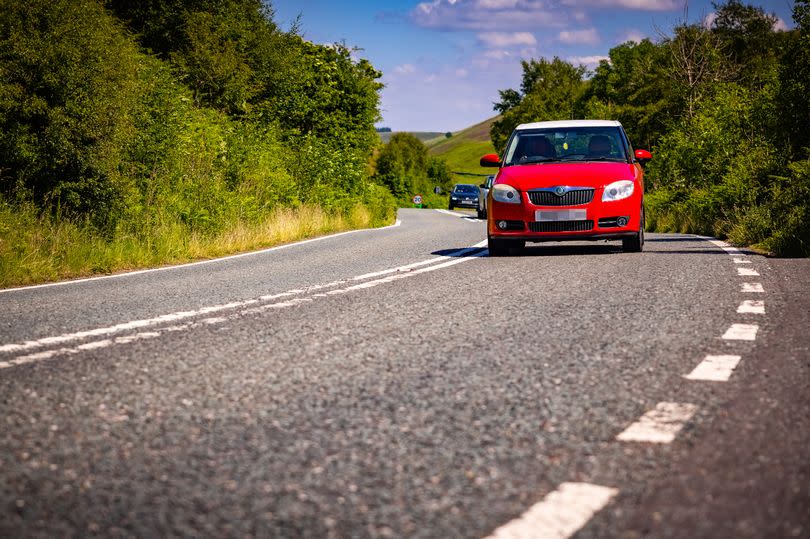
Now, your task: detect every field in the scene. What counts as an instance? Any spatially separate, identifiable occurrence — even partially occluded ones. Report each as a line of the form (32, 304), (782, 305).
(428, 117), (499, 180)
(378, 131), (446, 144)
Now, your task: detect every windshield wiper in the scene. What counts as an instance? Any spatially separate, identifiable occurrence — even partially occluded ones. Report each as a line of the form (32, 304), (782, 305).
(584, 156), (626, 162)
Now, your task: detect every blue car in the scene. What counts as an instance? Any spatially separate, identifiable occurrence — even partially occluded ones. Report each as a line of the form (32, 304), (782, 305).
(449, 184), (479, 210)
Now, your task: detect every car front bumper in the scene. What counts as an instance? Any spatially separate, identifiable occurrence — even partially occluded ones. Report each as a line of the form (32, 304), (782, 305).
(487, 191), (641, 241)
(451, 198), (479, 208)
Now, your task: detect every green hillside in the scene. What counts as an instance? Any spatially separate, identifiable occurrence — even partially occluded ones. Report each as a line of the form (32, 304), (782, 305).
(429, 116), (499, 179)
(379, 131), (445, 144)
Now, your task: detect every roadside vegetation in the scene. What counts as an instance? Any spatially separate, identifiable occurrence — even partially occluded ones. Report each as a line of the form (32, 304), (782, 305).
(373, 133), (453, 207)
(0, 0), (396, 287)
(491, 0), (810, 256)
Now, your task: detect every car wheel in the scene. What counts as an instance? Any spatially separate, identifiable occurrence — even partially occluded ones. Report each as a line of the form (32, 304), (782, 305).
(622, 211), (644, 253)
(476, 208), (485, 219)
(448, 203), (454, 210)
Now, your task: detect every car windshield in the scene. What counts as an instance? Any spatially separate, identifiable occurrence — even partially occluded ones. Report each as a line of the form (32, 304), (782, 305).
(503, 127), (629, 166)
(453, 185), (478, 194)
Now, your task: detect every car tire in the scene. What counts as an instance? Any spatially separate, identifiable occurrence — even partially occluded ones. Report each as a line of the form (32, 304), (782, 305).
(622, 211), (644, 253)
(448, 203), (454, 210)
(488, 236), (524, 256)
(476, 208), (485, 219)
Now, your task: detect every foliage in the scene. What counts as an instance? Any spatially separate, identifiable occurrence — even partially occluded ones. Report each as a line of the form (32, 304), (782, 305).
(490, 57), (587, 151)
(489, 0), (809, 256)
(0, 0), (394, 286)
(374, 133), (452, 203)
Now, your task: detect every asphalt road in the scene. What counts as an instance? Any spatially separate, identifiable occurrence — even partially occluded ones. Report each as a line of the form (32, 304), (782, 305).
(1, 208), (807, 538)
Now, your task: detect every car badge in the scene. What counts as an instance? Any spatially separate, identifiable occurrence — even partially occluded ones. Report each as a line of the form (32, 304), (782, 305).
(554, 186), (567, 196)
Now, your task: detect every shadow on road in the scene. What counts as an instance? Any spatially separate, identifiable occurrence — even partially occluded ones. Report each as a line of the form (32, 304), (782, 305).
(512, 244), (619, 256)
(432, 247), (487, 257)
(645, 237), (704, 242)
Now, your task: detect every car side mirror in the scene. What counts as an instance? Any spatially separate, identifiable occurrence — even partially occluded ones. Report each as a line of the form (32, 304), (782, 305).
(480, 154), (501, 168)
(634, 149), (652, 165)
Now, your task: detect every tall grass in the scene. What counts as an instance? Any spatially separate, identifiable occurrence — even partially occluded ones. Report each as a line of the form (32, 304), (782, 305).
(0, 201), (393, 288)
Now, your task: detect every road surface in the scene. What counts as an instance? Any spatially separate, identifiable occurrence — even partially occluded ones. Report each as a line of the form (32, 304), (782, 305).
(1, 208), (807, 538)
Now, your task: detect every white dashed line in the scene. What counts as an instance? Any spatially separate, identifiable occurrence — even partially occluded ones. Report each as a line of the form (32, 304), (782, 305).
(484, 482), (618, 539)
(737, 267), (760, 277)
(684, 355), (742, 382)
(616, 402), (698, 443)
(741, 282), (765, 293)
(733, 258), (751, 264)
(722, 323), (759, 341)
(737, 300), (765, 314)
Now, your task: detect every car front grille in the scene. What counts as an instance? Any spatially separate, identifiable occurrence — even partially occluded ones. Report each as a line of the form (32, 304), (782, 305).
(528, 189), (594, 206)
(529, 220), (594, 233)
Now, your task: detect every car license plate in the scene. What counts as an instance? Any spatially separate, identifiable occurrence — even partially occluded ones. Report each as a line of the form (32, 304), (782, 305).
(535, 209), (587, 222)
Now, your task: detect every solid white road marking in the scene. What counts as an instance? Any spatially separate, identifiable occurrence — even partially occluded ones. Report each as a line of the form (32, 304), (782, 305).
(616, 402), (698, 443)
(0, 219), (403, 295)
(737, 267), (760, 276)
(741, 282), (764, 293)
(0, 242), (488, 369)
(737, 300), (765, 314)
(722, 324), (758, 341)
(484, 482), (618, 539)
(684, 355), (742, 382)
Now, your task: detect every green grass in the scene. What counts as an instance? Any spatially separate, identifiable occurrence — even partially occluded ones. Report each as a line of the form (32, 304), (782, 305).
(378, 131), (445, 144)
(0, 202), (395, 288)
(429, 116), (499, 179)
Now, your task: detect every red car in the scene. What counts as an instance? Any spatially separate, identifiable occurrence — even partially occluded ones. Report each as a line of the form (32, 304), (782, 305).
(480, 120), (652, 256)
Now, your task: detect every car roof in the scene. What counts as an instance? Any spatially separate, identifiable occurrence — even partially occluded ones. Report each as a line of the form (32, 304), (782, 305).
(515, 120), (622, 130)
(453, 184), (477, 187)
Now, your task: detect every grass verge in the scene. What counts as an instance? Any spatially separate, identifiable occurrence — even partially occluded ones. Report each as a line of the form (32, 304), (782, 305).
(0, 202), (394, 288)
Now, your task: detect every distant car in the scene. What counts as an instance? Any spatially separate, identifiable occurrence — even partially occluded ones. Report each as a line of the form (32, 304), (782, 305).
(448, 184), (479, 210)
(480, 119), (652, 256)
(477, 175), (495, 219)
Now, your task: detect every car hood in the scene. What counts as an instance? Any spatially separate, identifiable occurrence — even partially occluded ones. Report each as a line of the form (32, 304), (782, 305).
(496, 162), (636, 191)
(452, 192), (478, 197)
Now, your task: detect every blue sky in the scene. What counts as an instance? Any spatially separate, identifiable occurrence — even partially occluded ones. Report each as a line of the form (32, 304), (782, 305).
(271, 0), (795, 132)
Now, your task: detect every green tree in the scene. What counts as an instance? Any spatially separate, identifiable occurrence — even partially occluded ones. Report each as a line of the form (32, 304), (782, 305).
(374, 133), (449, 199)
(0, 0), (143, 230)
(579, 39), (671, 149)
(490, 57), (586, 150)
(778, 0), (810, 158)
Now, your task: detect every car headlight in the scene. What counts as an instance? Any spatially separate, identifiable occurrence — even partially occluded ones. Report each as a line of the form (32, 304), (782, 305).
(492, 184), (521, 204)
(602, 180), (634, 202)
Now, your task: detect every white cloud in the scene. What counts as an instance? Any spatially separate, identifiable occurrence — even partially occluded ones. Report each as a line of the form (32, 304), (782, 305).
(477, 31), (537, 48)
(773, 17), (789, 31)
(567, 55), (610, 69)
(394, 63), (416, 74)
(379, 54), (524, 131)
(618, 29), (647, 43)
(702, 12), (718, 29)
(482, 49), (512, 60)
(478, 0), (519, 8)
(558, 28), (599, 45)
(412, 0), (565, 31)
(562, 0), (679, 10)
